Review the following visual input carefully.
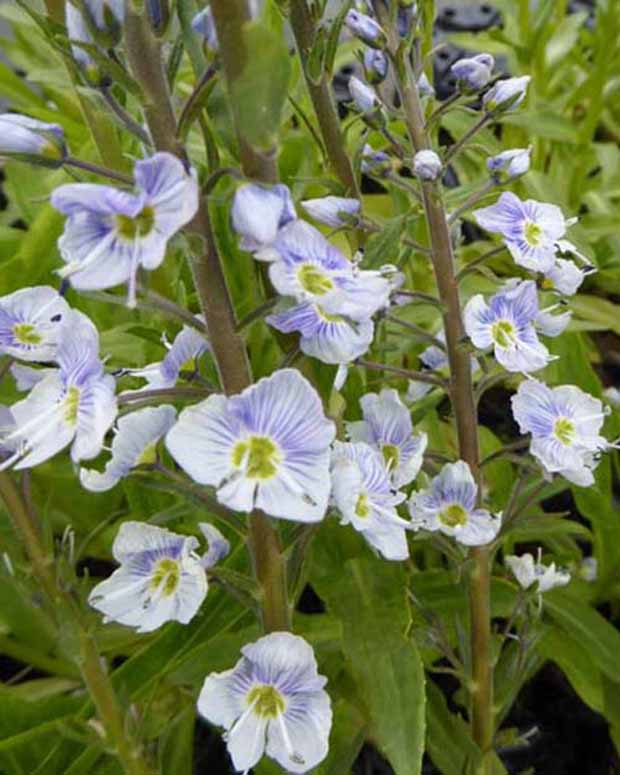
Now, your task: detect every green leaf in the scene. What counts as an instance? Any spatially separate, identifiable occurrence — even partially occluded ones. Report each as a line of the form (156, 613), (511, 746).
(363, 217), (405, 269)
(231, 21), (291, 149)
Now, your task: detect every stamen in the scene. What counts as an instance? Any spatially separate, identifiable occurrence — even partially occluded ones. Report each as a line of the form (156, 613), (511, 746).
(276, 714), (305, 766)
(56, 229), (117, 279)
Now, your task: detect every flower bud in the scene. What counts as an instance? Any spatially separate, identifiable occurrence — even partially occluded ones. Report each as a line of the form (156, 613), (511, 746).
(487, 147), (531, 181)
(413, 149), (442, 181)
(301, 196), (361, 228)
(349, 76), (386, 129)
(361, 144), (393, 177)
(191, 7), (219, 51)
(483, 75), (531, 113)
(450, 53), (494, 92)
(417, 72), (435, 98)
(146, 0), (170, 36)
(344, 10), (387, 49)
(397, 6), (416, 38)
(363, 49), (388, 85)
(65, 0), (124, 82)
(0, 114), (66, 167)
(231, 183), (296, 253)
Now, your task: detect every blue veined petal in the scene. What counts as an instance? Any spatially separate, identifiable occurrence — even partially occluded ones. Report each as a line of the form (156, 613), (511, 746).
(267, 689), (332, 773)
(431, 460), (478, 511)
(52, 183), (143, 217)
(511, 379), (558, 437)
(457, 508), (501, 547)
(199, 522), (230, 569)
(232, 183), (296, 253)
(0, 285), (70, 362)
(473, 191), (527, 236)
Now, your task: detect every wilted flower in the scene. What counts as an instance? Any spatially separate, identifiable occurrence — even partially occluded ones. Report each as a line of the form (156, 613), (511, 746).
(409, 461), (500, 546)
(363, 48), (388, 84)
(474, 192), (568, 273)
(511, 379), (611, 486)
(483, 75), (530, 112)
(88, 521), (212, 632)
(345, 9), (386, 48)
(51, 153), (199, 308)
(413, 149), (442, 181)
(506, 551), (570, 594)
(198, 632), (332, 774)
(464, 280), (552, 373)
(331, 441), (410, 561)
(487, 147), (531, 181)
(347, 388), (427, 488)
(267, 301), (375, 365)
(0, 114), (66, 167)
(166, 369), (335, 521)
(301, 196), (361, 228)
(0, 286), (70, 362)
(232, 183), (296, 256)
(451, 53), (494, 91)
(0, 311), (117, 470)
(80, 405), (177, 491)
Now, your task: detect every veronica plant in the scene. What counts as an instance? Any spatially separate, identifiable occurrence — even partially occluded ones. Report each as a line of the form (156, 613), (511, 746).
(0, 2), (619, 775)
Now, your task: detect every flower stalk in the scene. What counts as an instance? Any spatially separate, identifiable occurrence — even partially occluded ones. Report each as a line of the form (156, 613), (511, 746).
(372, 3), (492, 768)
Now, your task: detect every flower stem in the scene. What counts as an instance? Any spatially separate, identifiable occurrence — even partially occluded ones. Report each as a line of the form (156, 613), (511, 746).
(124, 5), (290, 634)
(64, 157), (134, 185)
(373, 3), (492, 768)
(0, 472), (152, 775)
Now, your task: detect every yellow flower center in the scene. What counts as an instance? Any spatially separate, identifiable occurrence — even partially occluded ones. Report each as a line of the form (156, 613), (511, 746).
(524, 221), (543, 247)
(316, 305), (343, 323)
(116, 205), (155, 240)
(150, 558), (180, 596)
(64, 387), (81, 424)
(298, 264), (334, 296)
(381, 443), (400, 471)
(247, 684), (286, 719)
(439, 503), (468, 527)
(554, 417), (575, 446)
(136, 442), (158, 466)
(231, 435), (281, 479)
(13, 323), (42, 345)
(491, 319), (517, 349)
(355, 492), (370, 518)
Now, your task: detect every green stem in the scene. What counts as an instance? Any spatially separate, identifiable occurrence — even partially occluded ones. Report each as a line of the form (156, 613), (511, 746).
(64, 156), (134, 185)
(124, 5), (290, 634)
(289, 0), (360, 197)
(374, 4), (492, 768)
(0, 472), (152, 775)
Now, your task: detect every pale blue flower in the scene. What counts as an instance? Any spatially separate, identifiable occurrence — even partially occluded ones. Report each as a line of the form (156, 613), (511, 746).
(80, 405), (176, 491)
(127, 319), (209, 390)
(0, 311), (117, 470)
(363, 48), (388, 84)
(331, 441), (410, 561)
(301, 196), (361, 228)
(52, 153), (199, 307)
(232, 183), (296, 256)
(506, 550), (570, 593)
(191, 6), (218, 50)
(345, 9), (386, 48)
(483, 75), (530, 112)
(347, 388), (427, 487)
(511, 379), (611, 486)
(451, 53), (494, 91)
(266, 220), (391, 320)
(267, 301), (374, 365)
(0, 114), (66, 166)
(487, 147), (531, 181)
(464, 280), (552, 373)
(413, 149), (442, 181)
(473, 192), (567, 273)
(0, 286), (70, 362)
(88, 521), (208, 633)
(166, 369), (335, 521)
(348, 75), (380, 114)
(543, 241), (596, 295)
(409, 461), (500, 546)
(199, 522), (230, 570)
(198, 632), (332, 774)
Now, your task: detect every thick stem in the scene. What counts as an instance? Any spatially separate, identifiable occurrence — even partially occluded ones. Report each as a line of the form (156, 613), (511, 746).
(289, 0), (361, 198)
(374, 5), (492, 767)
(0, 473), (151, 775)
(124, 6), (290, 633)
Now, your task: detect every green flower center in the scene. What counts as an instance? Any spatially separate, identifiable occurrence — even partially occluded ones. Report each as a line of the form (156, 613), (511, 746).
(64, 387), (81, 424)
(355, 492), (370, 518)
(554, 417), (575, 446)
(231, 435), (281, 479)
(524, 221), (543, 247)
(439, 503), (468, 527)
(247, 684), (285, 719)
(491, 319), (517, 349)
(136, 442), (158, 466)
(381, 444), (400, 471)
(298, 264), (334, 296)
(150, 558), (180, 596)
(116, 205), (155, 240)
(13, 323), (42, 345)
(316, 305), (343, 323)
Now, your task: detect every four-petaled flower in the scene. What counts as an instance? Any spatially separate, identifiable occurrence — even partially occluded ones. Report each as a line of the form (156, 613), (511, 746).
(0, 286), (70, 362)
(506, 550), (570, 594)
(198, 632), (332, 774)
(511, 379), (610, 486)
(464, 280), (552, 373)
(51, 152), (199, 308)
(166, 369), (335, 521)
(331, 441), (411, 561)
(409, 461), (501, 546)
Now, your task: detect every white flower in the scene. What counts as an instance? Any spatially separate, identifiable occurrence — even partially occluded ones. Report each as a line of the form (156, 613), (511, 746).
(198, 632), (332, 774)
(506, 551), (570, 594)
(0, 286), (70, 362)
(413, 150), (442, 181)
